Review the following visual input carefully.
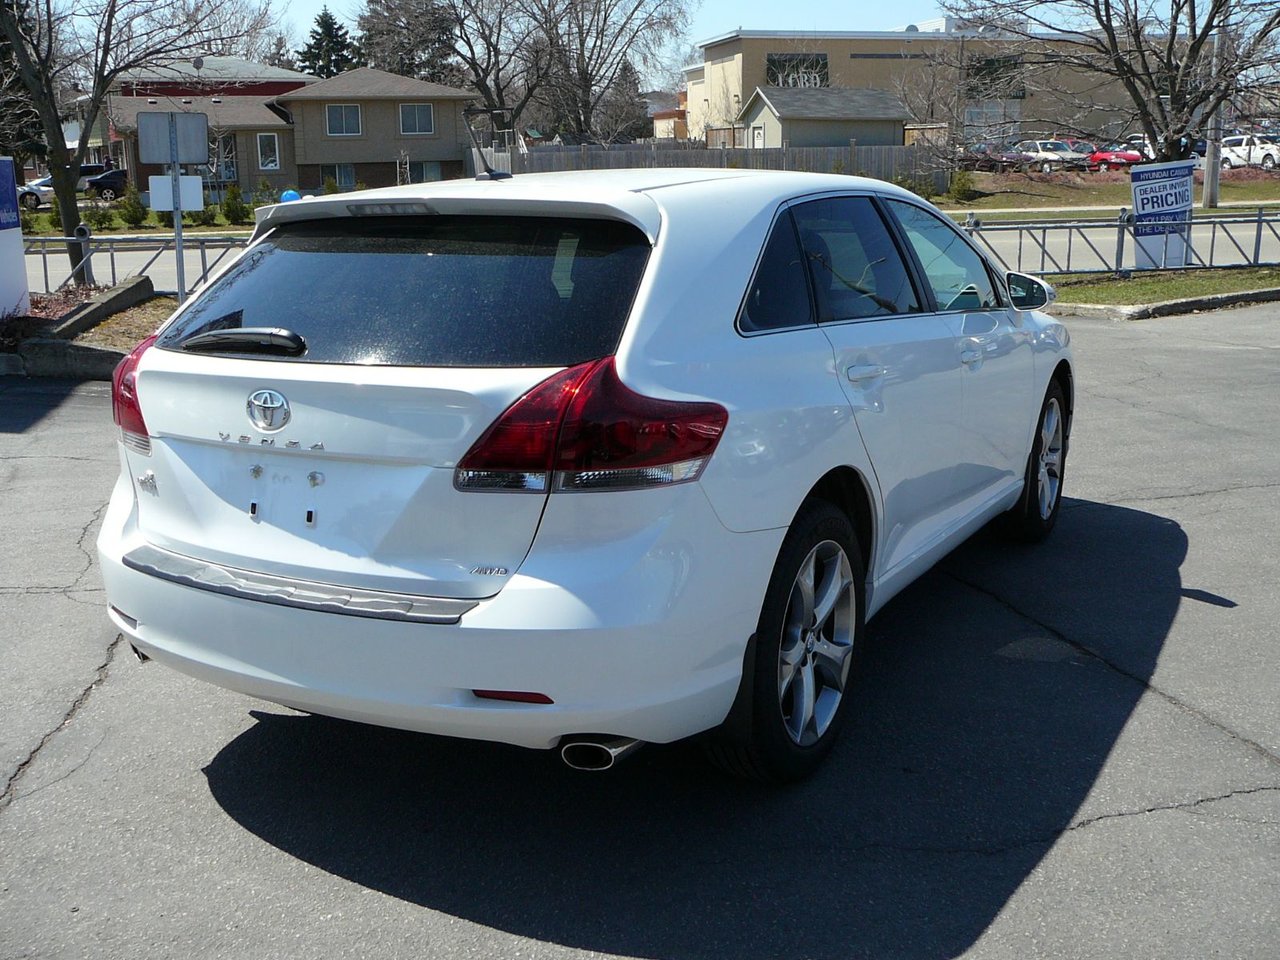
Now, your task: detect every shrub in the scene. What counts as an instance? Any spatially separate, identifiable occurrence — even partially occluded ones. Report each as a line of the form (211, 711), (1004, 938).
(322, 176), (340, 195)
(82, 201), (116, 231)
(221, 184), (250, 224)
(19, 209), (37, 233)
(43, 211), (62, 232)
(157, 210), (174, 228)
(117, 185), (148, 228)
(948, 168), (979, 202)
(251, 176), (276, 209)
(892, 173), (937, 199)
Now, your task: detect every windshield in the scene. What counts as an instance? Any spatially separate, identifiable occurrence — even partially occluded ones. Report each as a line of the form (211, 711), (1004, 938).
(156, 215), (651, 368)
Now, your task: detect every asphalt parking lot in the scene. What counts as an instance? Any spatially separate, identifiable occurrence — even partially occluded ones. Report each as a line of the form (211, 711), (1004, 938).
(1, 306), (1277, 960)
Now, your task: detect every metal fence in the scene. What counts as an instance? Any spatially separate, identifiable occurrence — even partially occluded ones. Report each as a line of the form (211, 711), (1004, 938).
(487, 143), (950, 193)
(24, 233), (249, 294)
(963, 209), (1280, 275)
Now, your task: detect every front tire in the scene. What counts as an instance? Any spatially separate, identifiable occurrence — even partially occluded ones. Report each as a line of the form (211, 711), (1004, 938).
(21, 193), (39, 210)
(1006, 380), (1068, 542)
(706, 500), (866, 783)
(1041, 161), (1054, 174)
(1222, 158), (1233, 170)
(1263, 155), (1276, 171)
(97, 187), (118, 202)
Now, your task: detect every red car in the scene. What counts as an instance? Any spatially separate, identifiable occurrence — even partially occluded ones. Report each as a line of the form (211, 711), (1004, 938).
(1087, 142), (1144, 171)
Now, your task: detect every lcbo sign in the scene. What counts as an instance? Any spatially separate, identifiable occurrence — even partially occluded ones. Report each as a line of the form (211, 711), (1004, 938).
(1130, 159), (1197, 269)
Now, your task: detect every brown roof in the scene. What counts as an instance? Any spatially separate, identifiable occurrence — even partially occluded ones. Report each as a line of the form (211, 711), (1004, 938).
(275, 67), (475, 101)
(107, 95), (289, 131)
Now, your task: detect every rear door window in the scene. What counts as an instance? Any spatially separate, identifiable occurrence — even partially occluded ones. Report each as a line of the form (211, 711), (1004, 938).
(790, 196), (921, 321)
(156, 215), (650, 367)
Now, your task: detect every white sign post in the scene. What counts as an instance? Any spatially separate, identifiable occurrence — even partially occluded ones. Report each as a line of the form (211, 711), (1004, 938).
(138, 112), (208, 302)
(1129, 160), (1196, 269)
(0, 157), (30, 316)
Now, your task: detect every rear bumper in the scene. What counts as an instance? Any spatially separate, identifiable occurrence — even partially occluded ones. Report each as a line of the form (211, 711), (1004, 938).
(98, 473), (783, 750)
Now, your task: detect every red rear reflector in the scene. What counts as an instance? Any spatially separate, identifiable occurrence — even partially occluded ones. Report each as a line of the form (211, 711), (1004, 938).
(112, 334), (157, 455)
(472, 689), (555, 704)
(456, 357), (728, 493)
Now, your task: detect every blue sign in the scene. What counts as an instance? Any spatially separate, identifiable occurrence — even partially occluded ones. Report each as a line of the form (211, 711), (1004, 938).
(0, 158), (18, 232)
(1130, 160), (1195, 238)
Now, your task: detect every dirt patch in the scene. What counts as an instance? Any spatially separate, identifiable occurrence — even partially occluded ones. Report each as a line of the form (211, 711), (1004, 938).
(74, 296), (178, 352)
(26, 286), (108, 319)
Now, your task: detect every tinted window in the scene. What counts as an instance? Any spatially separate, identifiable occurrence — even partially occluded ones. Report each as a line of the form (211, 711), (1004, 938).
(791, 196), (920, 320)
(157, 216), (650, 367)
(738, 212), (813, 332)
(885, 200), (1000, 311)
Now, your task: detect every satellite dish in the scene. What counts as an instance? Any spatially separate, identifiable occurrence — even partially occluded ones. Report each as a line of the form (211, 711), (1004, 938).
(192, 56), (204, 71)
(905, 24), (919, 32)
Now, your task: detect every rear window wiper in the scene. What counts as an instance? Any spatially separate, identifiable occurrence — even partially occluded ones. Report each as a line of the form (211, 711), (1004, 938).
(179, 327), (307, 356)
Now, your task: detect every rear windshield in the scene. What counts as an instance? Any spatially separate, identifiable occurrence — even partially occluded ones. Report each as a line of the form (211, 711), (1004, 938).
(156, 215), (651, 367)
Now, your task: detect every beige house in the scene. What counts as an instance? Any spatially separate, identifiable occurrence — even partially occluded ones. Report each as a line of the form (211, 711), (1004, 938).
(274, 68), (475, 190)
(735, 87), (908, 148)
(685, 20), (1135, 146)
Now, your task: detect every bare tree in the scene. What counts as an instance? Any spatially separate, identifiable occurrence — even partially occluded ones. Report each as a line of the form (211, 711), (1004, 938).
(526, 0), (687, 138)
(446, 0), (550, 127)
(939, 0), (1280, 160)
(0, 0), (274, 284)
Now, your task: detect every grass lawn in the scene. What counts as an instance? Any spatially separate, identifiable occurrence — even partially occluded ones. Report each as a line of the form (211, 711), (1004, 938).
(20, 208), (253, 236)
(74, 296), (179, 351)
(935, 170), (1280, 213)
(1046, 266), (1280, 305)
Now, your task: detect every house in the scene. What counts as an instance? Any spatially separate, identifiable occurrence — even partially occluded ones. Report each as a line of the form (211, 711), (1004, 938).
(272, 68), (475, 190)
(684, 21), (1136, 146)
(735, 87), (908, 148)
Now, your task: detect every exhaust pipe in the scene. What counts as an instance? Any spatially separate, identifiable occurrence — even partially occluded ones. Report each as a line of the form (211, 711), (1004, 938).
(560, 736), (644, 771)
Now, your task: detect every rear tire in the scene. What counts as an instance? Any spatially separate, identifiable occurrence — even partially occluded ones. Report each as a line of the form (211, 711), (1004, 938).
(97, 187), (118, 202)
(705, 500), (866, 783)
(1041, 161), (1054, 174)
(1221, 158), (1233, 170)
(1005, 380), (1068, 542)
(21, 193), (39, 210)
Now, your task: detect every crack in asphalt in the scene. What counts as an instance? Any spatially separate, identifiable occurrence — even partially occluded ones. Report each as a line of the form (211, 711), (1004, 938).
(1103, 480), (1280, 505)
(0, 634), (124, 813)
(847, 785), (1280, 859)
(946, 571), (1280, 770)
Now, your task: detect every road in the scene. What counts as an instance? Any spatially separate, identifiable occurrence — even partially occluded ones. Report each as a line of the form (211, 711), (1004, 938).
(1, 307), (1278, 959)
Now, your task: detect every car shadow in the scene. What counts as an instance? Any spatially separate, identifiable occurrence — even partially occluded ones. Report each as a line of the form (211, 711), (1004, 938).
(204, 498), (1184, 959)
(0, 377), (101, 434)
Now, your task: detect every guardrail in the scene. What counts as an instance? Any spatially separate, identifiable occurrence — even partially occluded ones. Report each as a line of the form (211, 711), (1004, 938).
(23, 230), (250, 294)
(962, 208), (1280, 275)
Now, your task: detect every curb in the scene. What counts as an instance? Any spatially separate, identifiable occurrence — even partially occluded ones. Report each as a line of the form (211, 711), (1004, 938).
(1049, 285), (1280, 320)
(47, 275), (155, 340)
(7, 339), (125, 380)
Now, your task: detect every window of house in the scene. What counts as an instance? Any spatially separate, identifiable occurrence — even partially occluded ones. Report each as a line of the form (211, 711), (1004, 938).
(791, 197), (920, 320)
(400, 103), (435, 135)
(885, 199), (1000, 312)
(319, 163), (356, 189)
(209, 133), (238, 183)
(256, 133), (279, 171)
(326, 104), (362, 136)
(406, 161), (442, 183)
(765, 53), (829, 88)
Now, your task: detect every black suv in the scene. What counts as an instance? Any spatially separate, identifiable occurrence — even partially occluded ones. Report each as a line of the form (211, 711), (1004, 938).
(84, 168), (128, 201)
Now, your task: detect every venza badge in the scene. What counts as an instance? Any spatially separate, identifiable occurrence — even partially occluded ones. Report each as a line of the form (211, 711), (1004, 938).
(246, 389), (291, 432)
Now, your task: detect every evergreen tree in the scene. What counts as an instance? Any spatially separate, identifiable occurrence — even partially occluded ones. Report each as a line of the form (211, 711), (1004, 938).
(357, 0), (463, 85)
(296, 7), (361, 78)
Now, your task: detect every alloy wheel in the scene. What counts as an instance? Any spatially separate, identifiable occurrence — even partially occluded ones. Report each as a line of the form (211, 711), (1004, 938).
(777, 540), (854, 746)
(1037, 397), (1065, 520)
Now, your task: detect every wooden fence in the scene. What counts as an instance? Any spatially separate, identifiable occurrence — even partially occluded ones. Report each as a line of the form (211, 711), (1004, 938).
(484, 143), (949, 192)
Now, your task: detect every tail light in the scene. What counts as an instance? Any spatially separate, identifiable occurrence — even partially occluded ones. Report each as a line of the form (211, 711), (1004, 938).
(112, 334), (157, 455)
(456, 357), (728, 493)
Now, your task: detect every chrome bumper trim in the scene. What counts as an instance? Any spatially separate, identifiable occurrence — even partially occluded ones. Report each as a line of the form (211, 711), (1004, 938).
(122, 544), (477, 624)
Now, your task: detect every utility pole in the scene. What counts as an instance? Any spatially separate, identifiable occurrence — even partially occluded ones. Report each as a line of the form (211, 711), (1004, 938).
(1203, 31), (1222, 208)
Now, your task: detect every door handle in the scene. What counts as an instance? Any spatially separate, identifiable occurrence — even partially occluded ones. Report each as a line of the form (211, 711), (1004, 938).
(845, 364), (886, 383)
(960, 349), (983, 365)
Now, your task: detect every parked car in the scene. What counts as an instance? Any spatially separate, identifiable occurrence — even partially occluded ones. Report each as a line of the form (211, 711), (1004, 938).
(17, 175), (55, 210)
(1011, 139), (1091, 173)
(956, 141), (1036, 173)
(98, 170), (1074, 782)
(85, 168), (128, 201)
(1088, 142), (1145, 171)
(1220, 135), (1278, 170)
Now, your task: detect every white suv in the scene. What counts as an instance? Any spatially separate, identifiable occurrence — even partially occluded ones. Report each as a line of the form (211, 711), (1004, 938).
(99, 170), (1073, 781)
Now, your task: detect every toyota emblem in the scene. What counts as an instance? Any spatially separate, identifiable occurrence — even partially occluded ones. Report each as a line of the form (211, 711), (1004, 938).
(246, 389), (291, 432)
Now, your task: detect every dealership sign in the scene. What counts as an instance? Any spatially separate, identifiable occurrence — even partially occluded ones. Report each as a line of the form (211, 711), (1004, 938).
(1130, 160), (1196, 269)
(0, 156), (30, 316)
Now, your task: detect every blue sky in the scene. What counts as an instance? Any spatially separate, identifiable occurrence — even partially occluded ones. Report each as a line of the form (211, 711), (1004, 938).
(283, 0), (947, 64)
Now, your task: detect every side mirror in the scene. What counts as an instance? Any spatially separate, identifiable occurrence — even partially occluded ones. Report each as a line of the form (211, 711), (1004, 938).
(1007, 271), (1056, 310)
